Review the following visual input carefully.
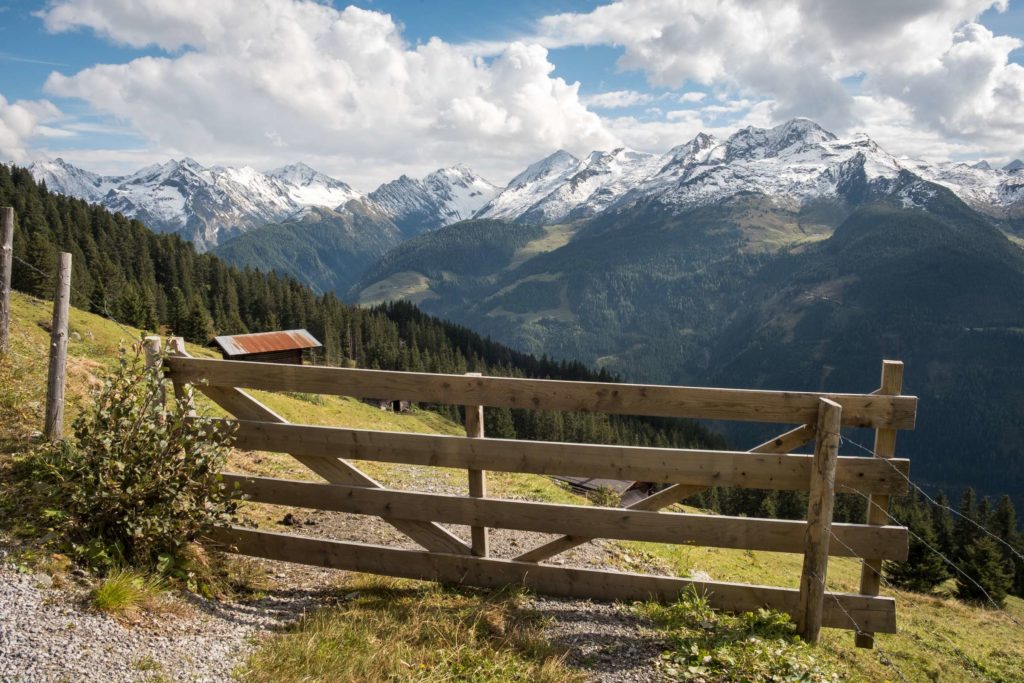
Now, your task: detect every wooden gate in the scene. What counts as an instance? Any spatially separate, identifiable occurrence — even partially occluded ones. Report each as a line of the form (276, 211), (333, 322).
(154, 338), (916, 646)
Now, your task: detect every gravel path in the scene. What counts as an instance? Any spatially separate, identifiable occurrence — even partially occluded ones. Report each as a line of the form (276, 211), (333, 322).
(1, 461), (677, 682)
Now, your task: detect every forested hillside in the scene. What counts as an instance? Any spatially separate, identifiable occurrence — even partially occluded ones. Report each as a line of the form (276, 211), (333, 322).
(354, 184), (1024, 511)
(0, 163), (717, 453)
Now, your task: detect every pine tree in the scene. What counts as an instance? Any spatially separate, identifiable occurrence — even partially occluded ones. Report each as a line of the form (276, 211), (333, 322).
(885, 495), (948, 593)
(953, 488), (978, 562)
(956, 536), (1012, 606)
(931, 491), (955, 557)
(991, 495), (1024, 597)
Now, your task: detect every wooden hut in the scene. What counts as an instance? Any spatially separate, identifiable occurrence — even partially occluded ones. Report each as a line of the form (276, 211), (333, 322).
(550, 476), (655, 507)
(210, 329), (321, 365)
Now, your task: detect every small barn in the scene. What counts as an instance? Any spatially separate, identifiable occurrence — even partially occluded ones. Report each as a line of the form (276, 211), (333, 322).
(551, 476), (655, 507)
(210, 329), (322, 365)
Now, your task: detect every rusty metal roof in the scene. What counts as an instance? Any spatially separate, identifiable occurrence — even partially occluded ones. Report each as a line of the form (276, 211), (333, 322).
(211, 329), (321, 356)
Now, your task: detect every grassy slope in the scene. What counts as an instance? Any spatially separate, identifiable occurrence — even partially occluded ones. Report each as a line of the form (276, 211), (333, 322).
(2, 289), (1022, 682)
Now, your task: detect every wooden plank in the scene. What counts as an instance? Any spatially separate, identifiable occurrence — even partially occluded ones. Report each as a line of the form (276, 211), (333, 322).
(514, 423), (818, 563)
(166, 356), (918, 429)
(856, 360), (904, 649)
(223, 473), (908, 560)
(465, 373), (488, 557)
(221, 419), (910, 494)
(797, 399), (842, 643)
(0, 207), (13, 355)
(166, 345), (473, 557)
(44, 252), (72, 441)
(206, 525), (897, 634)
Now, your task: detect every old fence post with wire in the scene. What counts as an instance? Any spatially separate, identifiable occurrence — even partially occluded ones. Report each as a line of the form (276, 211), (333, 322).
(43, 251), (72, 441)
(0, 206), (14, 355)
(856, 360), (904, 649)
(157, 345), (916, 645)
(797, 398), (842, 643)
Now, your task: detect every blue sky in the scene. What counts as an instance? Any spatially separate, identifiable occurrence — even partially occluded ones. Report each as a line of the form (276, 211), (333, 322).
(2, 0), (1024, 187)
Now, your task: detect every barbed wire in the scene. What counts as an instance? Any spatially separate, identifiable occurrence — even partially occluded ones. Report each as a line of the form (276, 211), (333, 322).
(837, 482), (1024, 632)
(840, 434), (1024, 566)
(12, 253), (142, 341)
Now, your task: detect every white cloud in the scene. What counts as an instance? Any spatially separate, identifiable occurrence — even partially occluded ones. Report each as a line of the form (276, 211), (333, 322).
(583, 90), (656, 108)
(0, 95), (63, 163)
(28, 0), (1024, 179)
(40, 0), (617, 186)
(537, 0), (1024, 155)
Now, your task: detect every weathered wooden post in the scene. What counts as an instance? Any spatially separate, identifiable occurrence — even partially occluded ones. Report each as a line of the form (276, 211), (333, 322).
(168, 336), (196, 415)
(855, 360), (904, 648)
(0, 207), (13, 355)
(464, 371), (489, 557)
(797, 397), (841, 643)
(143, 335), (165, 408)
(43, 252), (72, 441)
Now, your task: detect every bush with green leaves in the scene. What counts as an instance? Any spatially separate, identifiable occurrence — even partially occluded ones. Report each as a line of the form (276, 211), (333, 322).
(13, 342), (236, 573)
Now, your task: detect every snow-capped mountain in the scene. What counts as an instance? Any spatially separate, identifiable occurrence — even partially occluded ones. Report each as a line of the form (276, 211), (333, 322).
(95, 158), (309, 249)
(368, 165), (499, 236)
(29, 158), (121, 203)
(28, 158), (370, 250)
(28, 157), (497, 249)
(515, 148), (665, 225)
(475, 150), (581, 222)
(907, 158), (1024, 218)
(266, 162), (362, 208)
(24, 119), (1024, 254)
(475, 119), (1024, 225)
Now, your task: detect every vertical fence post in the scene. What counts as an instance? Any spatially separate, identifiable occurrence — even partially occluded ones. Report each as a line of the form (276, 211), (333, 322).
(43, 252), (72, 441)
(464, 372), (488, 557)
(143, 336), (165, 409)
(168, 336), (196, 415)
(0, 207), (13, 355)
(797, 397), (841, 643)
(855, 360), (904, 648)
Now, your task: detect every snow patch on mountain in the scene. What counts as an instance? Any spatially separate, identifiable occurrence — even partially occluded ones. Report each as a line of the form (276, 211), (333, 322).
(267, 162), (362, 207)
(28, 158), (120, 203)
(368, 165), (498, 236)
(475, 150), (580, 222)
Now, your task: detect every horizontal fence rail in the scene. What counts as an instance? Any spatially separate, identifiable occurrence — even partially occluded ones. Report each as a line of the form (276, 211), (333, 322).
(207, 526), (899, 634)
(222, 473), (909, 560)
(166, 356), (918, 429)
(212, 419), (911, 494)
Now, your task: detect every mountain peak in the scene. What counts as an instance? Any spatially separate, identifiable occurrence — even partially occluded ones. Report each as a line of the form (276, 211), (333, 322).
(726, 118), (837, 161)
(971, 160), (993, 171)
(1004, 159), (1024, 172)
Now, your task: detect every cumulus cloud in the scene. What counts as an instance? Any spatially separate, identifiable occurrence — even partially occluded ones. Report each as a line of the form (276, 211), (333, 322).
(538, 0), (1024, 153)
(31, 0), (1024, 177)
(0, 95), (63, 163)
(40, 0), (616, 186)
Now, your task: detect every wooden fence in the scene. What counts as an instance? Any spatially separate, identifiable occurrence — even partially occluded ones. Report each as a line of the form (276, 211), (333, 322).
(155, 338), (916, 646)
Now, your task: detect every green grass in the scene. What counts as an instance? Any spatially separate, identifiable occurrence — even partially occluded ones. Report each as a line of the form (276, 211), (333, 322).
(237, 576), (584, 683)
(91, 569), (165, 616)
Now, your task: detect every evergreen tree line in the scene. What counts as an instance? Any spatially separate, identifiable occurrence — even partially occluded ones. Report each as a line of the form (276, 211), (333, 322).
(685, 479), (1022, 607)
(885, 488), (1022, 607)
(0, 163), (717, 452)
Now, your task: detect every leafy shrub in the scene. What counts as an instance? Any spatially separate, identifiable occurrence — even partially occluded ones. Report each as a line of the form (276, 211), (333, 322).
(638, 591), (842, 682)
(12, 342), (237, 573)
